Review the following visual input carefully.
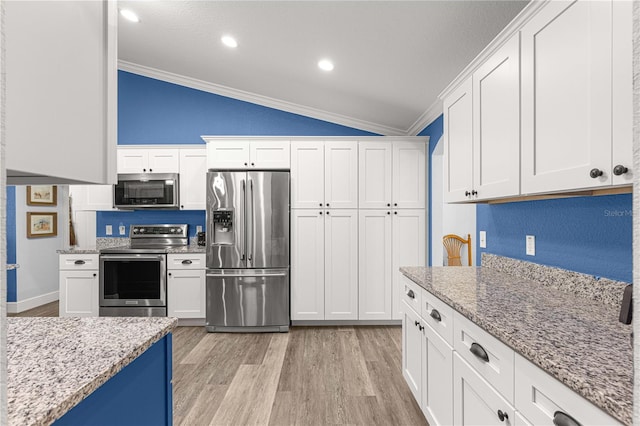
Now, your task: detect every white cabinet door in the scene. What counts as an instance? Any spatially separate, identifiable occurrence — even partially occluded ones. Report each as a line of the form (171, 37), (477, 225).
(117, 149), (148, 173)
(402, 303), (423, 404)
(147, 149), (179, 173)
(444, 78), (474, 202)
(358, 210), (392, 320)
(453, 354), (515, 426)
(324, 209), (358, 320)
(392, 142), (426, 209)
(59, 270), (99, 317)
(206, 140), (251, 169)
(423, 324), (454, 426)
(291, 210), (325, 320)
(250, 140), (290, 169)
(291, 141), (325, 209)
(69, 185), (113, 211)
(179, 148), (207, 210)
(521, 0), (612, 193)
(167, 269), (206, 318)
(392, 210), (426, 320)
(325, 141), (358, 209)
(473, 35), (520, 200)
(359, 142), (393, 209)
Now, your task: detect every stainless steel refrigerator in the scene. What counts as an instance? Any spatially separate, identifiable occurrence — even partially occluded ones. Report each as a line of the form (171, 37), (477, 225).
(205, 170), (290, 332)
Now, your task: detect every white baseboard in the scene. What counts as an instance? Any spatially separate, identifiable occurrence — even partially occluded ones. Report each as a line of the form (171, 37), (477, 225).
(291, 320), (402, 326)
(7, 291), (59, 314)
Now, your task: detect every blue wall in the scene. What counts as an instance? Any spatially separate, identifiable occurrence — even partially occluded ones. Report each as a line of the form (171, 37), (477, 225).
(417, 115), (443, 267)
(7, 186), (16, 302)
(118, 70), (376, 145)
(477, 194), (632, 282)
(96, 210), (206, 238)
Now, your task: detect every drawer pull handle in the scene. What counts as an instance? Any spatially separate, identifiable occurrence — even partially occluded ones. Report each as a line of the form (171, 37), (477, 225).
(430, 309), (442, 322)
(406, 289), (415, 299)
(181, 260), (193, 265)
(497, 410), (508, 422)
(74, 260), (85, 265)
(553, 411), (582, 426)
(470, 342), (489, 362)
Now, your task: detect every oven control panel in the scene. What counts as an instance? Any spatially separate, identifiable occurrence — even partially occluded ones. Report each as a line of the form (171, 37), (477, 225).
(130, 224), (188, 238)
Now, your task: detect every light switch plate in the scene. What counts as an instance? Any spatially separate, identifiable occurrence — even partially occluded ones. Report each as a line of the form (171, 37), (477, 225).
(119, 225), (126, 235)
(479, 231), (487, 248)
(105, 225), (112, 236)
(196, 225), (203, 233)
(526, 235), (535, 256)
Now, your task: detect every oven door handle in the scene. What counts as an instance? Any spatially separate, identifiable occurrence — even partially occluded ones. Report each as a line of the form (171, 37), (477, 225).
(100, 254), (166, 261)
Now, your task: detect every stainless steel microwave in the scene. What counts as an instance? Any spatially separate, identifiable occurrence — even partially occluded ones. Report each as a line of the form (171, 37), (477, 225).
(114, 173), (179, 209)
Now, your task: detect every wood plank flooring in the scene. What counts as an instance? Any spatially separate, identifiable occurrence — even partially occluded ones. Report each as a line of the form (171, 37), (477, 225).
(9, 303), (428, 425)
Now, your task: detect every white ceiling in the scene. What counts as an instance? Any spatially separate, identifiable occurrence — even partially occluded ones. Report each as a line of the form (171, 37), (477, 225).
(117, 1), (529, 135)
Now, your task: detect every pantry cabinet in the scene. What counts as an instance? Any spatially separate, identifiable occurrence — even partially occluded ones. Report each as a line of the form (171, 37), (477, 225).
(204, 139), (290, 169)
(358, 210), (392, 319)
(291, 141), (358, 209)
(179, 147), (207, 210)
(59, 254), (99, 317)
(117, 148), (179, 174)
(392, 210), (426, 320)
(167, 254), (206, 319)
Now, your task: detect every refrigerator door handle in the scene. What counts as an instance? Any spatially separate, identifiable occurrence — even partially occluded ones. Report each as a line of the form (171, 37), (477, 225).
(241, 179), (246, 261)
(206, 272), (287, 278)
(248, 178), (254, 265)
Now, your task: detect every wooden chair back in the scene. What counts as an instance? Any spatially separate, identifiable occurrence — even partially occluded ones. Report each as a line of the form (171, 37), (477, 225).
(442, 233), (472, 266)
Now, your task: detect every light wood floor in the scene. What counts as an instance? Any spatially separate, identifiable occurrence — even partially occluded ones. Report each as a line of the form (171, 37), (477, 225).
(10, 302), (428, 425)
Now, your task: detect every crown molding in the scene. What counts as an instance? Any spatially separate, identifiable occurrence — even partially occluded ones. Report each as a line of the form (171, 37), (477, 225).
(118, 60), (408, 136)
(407, 99), (443, 136)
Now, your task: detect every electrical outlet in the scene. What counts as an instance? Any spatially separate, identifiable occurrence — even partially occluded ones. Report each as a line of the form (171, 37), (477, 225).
(479, 231), (487, 248)
(119, 225), (126, 235)
(105, 225), (112, 236)
(526, 235), (536, 256)
(196, 225), (203, 233)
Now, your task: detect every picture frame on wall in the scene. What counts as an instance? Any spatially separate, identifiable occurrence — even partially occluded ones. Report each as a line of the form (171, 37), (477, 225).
(26, 212), (58, 238)
(26, 185), (57, 206)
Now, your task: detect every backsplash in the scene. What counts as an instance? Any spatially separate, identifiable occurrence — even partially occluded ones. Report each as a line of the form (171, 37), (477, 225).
(482, 253), (628, 308)
(96, 210), (206, 238)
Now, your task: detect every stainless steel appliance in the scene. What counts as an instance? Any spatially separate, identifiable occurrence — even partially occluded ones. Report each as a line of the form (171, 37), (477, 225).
(99, 224), (188, 316)
(206, 170), (290, 332)
(114, 173), (179, 209)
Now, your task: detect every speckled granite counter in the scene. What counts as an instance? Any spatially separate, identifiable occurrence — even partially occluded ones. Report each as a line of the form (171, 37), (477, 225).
(399, 265), (632, 425)
(57, 244), (205, 254)
(7, 317), (177, 426)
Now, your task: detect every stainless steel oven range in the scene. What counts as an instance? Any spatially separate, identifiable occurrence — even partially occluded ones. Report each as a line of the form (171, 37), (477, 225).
(99, 224), (188, 317)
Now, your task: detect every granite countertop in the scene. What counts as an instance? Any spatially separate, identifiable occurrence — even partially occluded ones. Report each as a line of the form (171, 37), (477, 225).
(400, 266), (632, 425)
(57, 245), (206, 255)
(7, 317), (177, 426)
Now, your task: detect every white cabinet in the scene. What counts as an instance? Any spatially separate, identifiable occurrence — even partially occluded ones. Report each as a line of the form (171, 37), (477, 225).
(291, 209), (358, 320)
(392, 210), (426, 320)
(179, 147), (207, 210)
(453, 353), (515, 426)
(69, 185), (114, 211)
(167, 254), (206, 319)
(358, 210), (392, 319)
(402, 303), (424, 402)
(422, 322), (454, 426)
(59, 254), (99, 317)
(117, 148), (179, 174)
(291, 141), (358, 209)
(521, 0), (632, 194)
(6, 0), (117, 185)
(205, 139), (290, 169)
(359, 142), (425, 209)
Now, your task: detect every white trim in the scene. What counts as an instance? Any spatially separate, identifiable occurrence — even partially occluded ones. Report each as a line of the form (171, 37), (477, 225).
(291, 320), (402, 326)
(118, 60), (408, 137)
(407, 99), (443, 136)
(438, 0), (548, 100)
(7, 291), (59, 314)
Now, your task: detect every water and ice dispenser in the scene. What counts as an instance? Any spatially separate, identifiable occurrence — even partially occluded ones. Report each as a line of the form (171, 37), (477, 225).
(212, 210), (234, 245)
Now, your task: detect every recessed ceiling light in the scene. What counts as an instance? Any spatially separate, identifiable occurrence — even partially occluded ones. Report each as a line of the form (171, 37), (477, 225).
(318, 59), (334, 72)
(221, 35), (238, 48)
(119, 9), (140, 23)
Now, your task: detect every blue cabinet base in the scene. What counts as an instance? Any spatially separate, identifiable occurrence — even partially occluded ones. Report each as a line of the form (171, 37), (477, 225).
(55, 334), (173, 426)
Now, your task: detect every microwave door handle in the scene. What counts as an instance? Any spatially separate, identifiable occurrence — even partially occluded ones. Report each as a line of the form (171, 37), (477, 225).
(241, 179), (246, 262)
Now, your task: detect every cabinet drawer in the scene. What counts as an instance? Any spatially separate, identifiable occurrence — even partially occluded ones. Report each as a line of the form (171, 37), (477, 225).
(422, 290), (454, 346)
(453, 311), (515, 404)
(514, 353), (622, 426)
(59, 254), (99, 270)
(400, 275), (422, 315)
(167, 253), (205, 270)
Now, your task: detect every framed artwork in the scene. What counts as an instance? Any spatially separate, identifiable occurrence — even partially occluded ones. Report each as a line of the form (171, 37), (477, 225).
(27, 212), (58, 238)
(27, 185), (57, 206)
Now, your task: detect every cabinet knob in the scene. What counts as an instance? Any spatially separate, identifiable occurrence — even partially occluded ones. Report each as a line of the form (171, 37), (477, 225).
(319, 203), (323, 207)
(497, 410), (508, 422)
(74, 260), (85, 265)
(394, 211), (397, 215)
(471, 190), (477, 196)
(590, 168), (604, 178)
(394, 203), (397, 207)
(319, 211), (323, 215)
(326, 211), (330, 215)
(149, 169), (153, 172)
(406, 289), (415, 299)
(168, 272), (172, 276)
(244, 162), (248, 166)
(181, 205), (184, 209)
(182, 259), (193, 265)
(251, 162), (255, 166)
(143, 168), (147, 172)
(387, 203), (391, 207)
(326, 203), (330, 207)
(465, 191), (471, 197)
(387, 211), (390, 215)
(553, 411), (580, 426)
(613, 165), (629, 176)
(93, 273), (96, 277)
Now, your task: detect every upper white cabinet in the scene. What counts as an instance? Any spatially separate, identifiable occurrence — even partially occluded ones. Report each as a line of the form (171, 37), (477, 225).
(359, 141), (425, 209)
(117, 148), (179, 174)
(204, 139), (290, 169)
(179, 147), (207, 210)
(69, 185), (114, 211)
(6, 0), (117, 185)
(291, 141), (358, 209)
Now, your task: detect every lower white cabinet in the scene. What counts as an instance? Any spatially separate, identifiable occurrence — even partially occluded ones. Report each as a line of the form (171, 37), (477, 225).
(59, 254), (99, 317)
(402, 302), (423, 401)
(167, 254), (206, 319)
(422, 322), (454, 426)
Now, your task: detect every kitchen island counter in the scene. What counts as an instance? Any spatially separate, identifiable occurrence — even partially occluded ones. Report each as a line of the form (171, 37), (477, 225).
(7, 316), (177, 426)
(400, 264), (632, 425)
